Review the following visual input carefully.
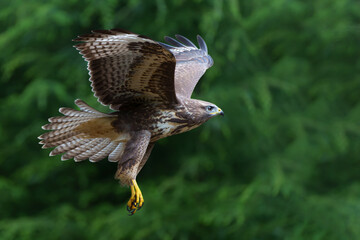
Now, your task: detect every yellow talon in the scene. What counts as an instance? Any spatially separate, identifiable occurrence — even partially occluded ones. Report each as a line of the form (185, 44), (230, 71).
(127, 185), (135, 206)
(127, 179), (144, 215)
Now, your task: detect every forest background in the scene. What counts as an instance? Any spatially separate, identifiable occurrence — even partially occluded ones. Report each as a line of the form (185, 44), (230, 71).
(1, 0), (360, 239)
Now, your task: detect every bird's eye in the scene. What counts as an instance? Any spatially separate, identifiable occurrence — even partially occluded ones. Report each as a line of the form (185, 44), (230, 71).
(206, 106), (215, 112)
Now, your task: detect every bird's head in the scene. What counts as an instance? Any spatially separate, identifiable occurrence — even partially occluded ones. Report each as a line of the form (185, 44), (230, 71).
(184, 99), (224, 123)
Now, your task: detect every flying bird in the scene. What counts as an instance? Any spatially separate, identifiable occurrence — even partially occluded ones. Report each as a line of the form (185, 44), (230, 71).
(39, 29), (223, 215)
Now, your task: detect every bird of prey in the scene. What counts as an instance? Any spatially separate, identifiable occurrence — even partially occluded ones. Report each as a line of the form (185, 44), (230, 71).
(39, 29), (223, 215)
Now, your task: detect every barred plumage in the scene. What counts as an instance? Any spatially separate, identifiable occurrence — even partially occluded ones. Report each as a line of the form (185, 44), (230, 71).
(108, 143), (125, 162)
(61, 139), (95, 161)
(49, 137), (85, 156)
(89, 142), (118, 162)
(40, 99), (128, 163)
(73, 139), (105, 162)
(39, 29), (222, 215)
(75, 138), (112, 162)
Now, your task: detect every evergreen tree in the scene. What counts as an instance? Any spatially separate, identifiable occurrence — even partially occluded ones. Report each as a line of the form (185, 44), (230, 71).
(1, 0), (360, 239)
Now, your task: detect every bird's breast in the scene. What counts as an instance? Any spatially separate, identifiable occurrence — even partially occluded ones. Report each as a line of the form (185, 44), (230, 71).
(149, 109), (200, 142)
(150, 111), (179, 141)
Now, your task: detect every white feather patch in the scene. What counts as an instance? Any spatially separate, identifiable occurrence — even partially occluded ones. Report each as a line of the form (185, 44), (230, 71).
(108, 143), (125, 162)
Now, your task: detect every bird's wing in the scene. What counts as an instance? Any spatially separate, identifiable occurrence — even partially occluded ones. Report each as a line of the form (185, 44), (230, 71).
(74, 29), (177, 110)
(158, 34), (213, 99)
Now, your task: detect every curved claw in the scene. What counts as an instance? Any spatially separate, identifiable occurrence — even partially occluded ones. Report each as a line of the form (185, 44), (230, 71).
(126, 179), (144, 216)
(127, 206), (136, 216)
(137, 202), (144, 211)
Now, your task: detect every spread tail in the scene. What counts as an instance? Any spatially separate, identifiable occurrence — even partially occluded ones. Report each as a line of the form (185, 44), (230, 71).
(38, 99), (128, 162)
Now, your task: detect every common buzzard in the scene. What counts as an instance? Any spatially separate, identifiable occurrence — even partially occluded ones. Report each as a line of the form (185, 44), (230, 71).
(39, 29), (223, 215)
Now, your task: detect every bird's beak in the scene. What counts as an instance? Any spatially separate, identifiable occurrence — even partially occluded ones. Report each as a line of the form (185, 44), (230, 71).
(218, 108), (224, 116)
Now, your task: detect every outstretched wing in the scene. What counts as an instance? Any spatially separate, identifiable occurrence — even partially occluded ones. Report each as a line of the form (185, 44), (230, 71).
(159, 35), (213, 99)
(74, 29), (178, 109)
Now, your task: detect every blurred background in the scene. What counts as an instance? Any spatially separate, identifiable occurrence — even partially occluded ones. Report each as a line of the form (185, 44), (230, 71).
(1, 0), (360, 239)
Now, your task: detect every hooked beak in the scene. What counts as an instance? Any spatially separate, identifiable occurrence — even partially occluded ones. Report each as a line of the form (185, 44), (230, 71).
(218, 108), (224, 116)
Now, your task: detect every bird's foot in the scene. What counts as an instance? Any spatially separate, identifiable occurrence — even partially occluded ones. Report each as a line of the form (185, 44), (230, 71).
(127, 179), (144, 216)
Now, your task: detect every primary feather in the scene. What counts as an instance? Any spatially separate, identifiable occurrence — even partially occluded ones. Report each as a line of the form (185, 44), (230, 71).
(160, 34), (213, 99)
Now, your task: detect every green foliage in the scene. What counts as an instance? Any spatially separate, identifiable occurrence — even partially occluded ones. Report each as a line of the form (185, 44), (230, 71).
(1, 0), (360, 239)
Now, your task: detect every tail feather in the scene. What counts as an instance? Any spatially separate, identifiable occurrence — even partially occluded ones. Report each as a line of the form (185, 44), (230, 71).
(39, 99), (129, 162)
(48, 116), (94, 123)
(42, 135), (80, 148)
(39, 126), (80, 140)
(61, 139), (95, 161)
(40, 131), (81, 146)
(59, 107), (96, 117)
(74, 138), (111, 161)
(49, 137), (86, 156)
(42, 120), (87, 130)
(74, 99), (107, 114)
(108, 143), (125, 162)
(73, 139), (104, 162)
(89, 142), (118, 162)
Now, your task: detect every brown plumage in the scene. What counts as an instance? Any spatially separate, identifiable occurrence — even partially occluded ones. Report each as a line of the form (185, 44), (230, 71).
(39, 29), (223, 215)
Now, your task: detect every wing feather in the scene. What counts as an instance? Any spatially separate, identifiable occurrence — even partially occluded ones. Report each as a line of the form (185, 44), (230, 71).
(74, 29), (178, 109)
(197, 35), (208, 53)
(175, 34), (197, 48)
(164, 36), (187, 48)
(160, 34), (213, 99)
